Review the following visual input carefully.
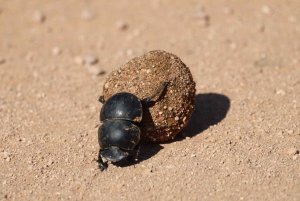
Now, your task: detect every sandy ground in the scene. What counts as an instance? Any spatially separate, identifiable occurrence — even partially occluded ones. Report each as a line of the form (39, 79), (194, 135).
(0, 0), (300, 200)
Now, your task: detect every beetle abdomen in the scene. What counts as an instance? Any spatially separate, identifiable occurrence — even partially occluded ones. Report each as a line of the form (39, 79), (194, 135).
(100, 92), (142, 122)
(98, 120), (140, 150)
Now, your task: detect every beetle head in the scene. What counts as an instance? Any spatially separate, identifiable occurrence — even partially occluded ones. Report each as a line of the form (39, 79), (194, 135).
(100, 146), (129, 162)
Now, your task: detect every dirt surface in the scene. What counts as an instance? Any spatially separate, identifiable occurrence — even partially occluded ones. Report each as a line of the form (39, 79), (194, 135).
(0, 0), (300, 200)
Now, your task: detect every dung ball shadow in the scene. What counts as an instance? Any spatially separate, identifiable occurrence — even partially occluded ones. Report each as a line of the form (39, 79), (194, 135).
(179, 93), (230, 138)
(112, 93), (230, 168)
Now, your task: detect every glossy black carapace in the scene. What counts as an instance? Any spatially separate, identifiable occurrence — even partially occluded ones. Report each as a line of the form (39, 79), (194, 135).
(97, 82), (167, 171)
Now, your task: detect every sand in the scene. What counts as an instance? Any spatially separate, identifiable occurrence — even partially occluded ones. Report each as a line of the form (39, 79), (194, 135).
(0, 0), (299, 200)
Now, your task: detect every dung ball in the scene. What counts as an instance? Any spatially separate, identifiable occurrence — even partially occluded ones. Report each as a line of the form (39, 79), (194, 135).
(102, 50), (195, 142)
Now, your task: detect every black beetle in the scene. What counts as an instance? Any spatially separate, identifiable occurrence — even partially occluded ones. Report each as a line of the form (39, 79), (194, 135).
(97, 82), (168, 171)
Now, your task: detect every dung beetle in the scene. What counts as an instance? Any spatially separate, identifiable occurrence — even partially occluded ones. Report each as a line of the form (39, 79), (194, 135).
(97, 82), (168, 171)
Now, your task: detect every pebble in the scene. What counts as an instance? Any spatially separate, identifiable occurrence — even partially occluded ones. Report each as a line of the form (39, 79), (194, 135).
(81, 9), (94, 20)
(51, 47), (62, 56)
(85, 55), (98, 66)
(166, 165), (175, 169)
(142, 168), (152, 176)
(126, 49), (133, 56)
(287, 148), (299, 155)
(2, 151), (10, 159)
(25, 52), (34, 61)
(2, 151), (11, 162)
(115, 20), (129, 31)
(0, 57), (5, 64)
(259, 24), (265, 32)
(87, 66), (105, 76)
(74, 56), (85, 65)
(223, 7), (234, 15)
(33, 11), (46, 23)
(230, 42), (237, 50)
(193, 12), (210, 27)
(261, 5), (271, 15)
(276, 89), (286, 95)
(288, 16), (297, 23)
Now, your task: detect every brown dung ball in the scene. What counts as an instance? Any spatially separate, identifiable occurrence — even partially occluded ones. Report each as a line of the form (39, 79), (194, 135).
(102, 50), (195, 142)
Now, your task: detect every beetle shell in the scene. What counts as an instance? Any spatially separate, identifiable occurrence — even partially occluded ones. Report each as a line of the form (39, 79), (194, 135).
(98, 120), (140, 150)
(100, 92), (143, 122)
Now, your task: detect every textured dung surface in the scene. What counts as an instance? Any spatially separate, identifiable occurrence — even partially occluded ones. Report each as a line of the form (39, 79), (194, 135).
(102, 50), (196, 142)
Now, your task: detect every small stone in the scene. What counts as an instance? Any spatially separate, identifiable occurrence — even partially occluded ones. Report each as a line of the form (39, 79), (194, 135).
(223, 7), (234, 15)
(115, 20), (129, 31)
(191, 153), (196, 157)
(51, 47), (62, 56)
(259, 24), (265, 32)
(85, 55), (98, 66)
(87, 66), (105, 76)
(74, 56), (85, 65)
(193, 12), (210, 27)
(288, 16), (297, 23)
(276, 89), (286, 95)
(261, 5), (271, 14)
(3, 151), (10, 159)
(126, 49), (133, 56)
(287, 148), (299, 155)
(25, 52), (34, 61)
(142, 168), (152, 176)
(0, 57), (5, 64)
(286, 130), (294, 134)
(81, 9), (94, 20)
(33, 11), (46, 23)
(230, 42), (237, 49)
(47, 159), (53, 166)
(166, 164), (175, 169)
(175, 116), (179, 121)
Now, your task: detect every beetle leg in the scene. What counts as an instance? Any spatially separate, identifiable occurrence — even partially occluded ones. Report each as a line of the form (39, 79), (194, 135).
(126, 143), (140, 162)
(141, 82), (168, 104)
(132, 143), (140, 161)
(98, 149), (107, 171)
(98, 95), (105, 104)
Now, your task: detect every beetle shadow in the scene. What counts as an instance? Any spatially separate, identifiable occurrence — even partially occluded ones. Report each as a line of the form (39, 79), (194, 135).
(113, 93), (230, 168)
(112, 142), (164, 168)
(173, 93), (231, 141)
